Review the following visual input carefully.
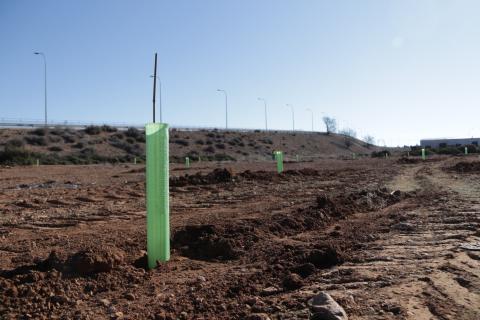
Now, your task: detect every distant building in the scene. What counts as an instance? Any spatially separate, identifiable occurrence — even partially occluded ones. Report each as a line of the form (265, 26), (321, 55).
(420, 138), (480, 148)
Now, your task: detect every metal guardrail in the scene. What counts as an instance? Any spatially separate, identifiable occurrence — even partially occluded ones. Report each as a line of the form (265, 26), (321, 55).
(0, 118), (144, 129)
(0, 117), (326, 135)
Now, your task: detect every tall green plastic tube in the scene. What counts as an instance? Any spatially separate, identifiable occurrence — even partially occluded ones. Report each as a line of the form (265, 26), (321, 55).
(421, 148), (426, 160)
(185, 157), (190, 168)
(146, 123), (170, 269)
(274, 151), (283, 173)
(465, 147), (468, 155)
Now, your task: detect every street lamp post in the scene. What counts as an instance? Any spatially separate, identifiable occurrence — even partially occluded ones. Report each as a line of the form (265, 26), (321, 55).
(306, 108), (314, 131)
(34, 52), (47, 127)
(217, 89), (228, 129)
(257, 98), (268, 131)
(286, 104), (294, 131)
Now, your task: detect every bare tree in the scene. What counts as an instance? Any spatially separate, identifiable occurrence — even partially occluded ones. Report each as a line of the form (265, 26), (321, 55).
(322, 116), (337, 134)
(363, 135), (375, 148)
(338, 127), (356, 149)
(339, 128), (357, 138)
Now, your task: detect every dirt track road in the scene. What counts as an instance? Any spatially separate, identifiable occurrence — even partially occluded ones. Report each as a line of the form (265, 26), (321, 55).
(0, 158), (479, 319)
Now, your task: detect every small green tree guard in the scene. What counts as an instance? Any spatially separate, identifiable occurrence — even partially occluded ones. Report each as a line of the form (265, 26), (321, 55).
(421, 148), (426, 160)
(146, 123), (170, 269)
(274, 151), (283, 173)
(465, 147), (468, 155)
(185, 157), (190, 168)
(134, 157), (137, 165)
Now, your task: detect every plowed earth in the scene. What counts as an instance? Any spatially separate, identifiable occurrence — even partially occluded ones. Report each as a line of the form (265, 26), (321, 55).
(1, 157), (479, 319)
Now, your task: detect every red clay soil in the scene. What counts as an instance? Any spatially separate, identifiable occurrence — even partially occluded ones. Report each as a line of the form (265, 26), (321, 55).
(0, 158), (479, 319)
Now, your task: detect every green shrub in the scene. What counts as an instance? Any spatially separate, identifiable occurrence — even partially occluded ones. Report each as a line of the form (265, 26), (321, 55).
(173, 139), (189, 146)
(5, 139), (24, 148)
(260, 138), (273, 145)
(85, 125), (101, 135)
(186, 151), (200, 161)
(24, 135), (48, 146)
(125, 127), (145, 142)
(371, 150), (391, 158)
(0, 145), (35, 165)
(48, 146), (63, 152)
(62, 134), (76, 143)
(72, 142), (84, 149)
(49, 128), (64, 136)
(113, 132), (125, 139)
(204, 146), (215, 153)
(48, 135), (62, 143)
(110, 140), (143, 156)
(101, 125), (117, 132)
(213, 153), (235, 161)
(31, 128), (47, 136)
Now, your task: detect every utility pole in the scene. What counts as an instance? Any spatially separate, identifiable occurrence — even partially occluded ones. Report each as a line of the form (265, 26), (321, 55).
(150, 75), (163, 123)
(217, 89), (228, 129)
(306, 108), (314, 131)
(34, 52), (47, 127)
(286, 104), (294, 131)
(152, 53), (157, 123)
(258, 98), (268, 131)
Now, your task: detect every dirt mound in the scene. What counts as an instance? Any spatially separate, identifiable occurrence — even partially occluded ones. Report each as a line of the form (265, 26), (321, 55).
(273, 188), (403, 235)
(1, 247), (125, 280)
(172, 188), (405, 265)
(448, 161), (480, 173)
(303, 246), (342, 268)
(239, 170), (277, 181)
(172, 225), (252, 260)
(238, 168), (320, 182)
(170, 168), (233, 187)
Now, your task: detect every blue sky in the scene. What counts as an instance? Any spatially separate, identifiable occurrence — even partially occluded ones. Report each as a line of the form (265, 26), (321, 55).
(1, 0), (480, 146)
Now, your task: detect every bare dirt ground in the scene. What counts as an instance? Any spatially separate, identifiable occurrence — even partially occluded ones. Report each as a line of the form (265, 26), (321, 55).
(1, 156), (479, 319)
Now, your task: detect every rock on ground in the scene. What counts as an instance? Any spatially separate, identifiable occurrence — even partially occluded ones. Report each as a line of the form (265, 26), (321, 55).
(308, 291), (348, 320)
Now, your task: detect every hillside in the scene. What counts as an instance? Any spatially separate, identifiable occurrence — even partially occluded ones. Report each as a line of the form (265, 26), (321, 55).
(0, 126), (381, 165)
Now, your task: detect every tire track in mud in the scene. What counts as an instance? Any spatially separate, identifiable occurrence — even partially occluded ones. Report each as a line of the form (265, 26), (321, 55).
(319, 161), (480, 320)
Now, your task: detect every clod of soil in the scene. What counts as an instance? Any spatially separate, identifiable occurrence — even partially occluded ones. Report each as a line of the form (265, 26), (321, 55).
(282, 273), (304, 290)
(304, 246), (342, 268)
(290, 263), (316, 278)
(66, 247), (125, 275)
